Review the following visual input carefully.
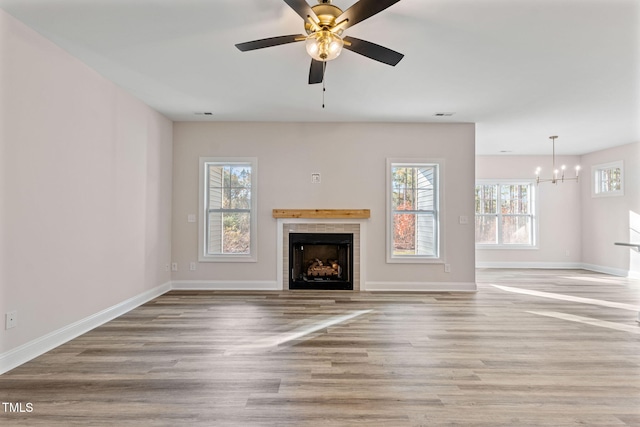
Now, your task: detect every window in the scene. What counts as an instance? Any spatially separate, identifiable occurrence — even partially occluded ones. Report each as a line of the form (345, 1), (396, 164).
(199, 157), (257, 262)
(475, 181), (536, 248)
(387, 160), (440, 262)
(592, 161), (623, 197)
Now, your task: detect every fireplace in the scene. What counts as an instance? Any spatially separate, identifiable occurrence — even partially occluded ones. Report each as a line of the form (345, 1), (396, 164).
(289, 233), (354, 290)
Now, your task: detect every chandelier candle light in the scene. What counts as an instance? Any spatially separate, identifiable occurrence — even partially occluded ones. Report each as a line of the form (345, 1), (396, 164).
(535, 136), (580, 184)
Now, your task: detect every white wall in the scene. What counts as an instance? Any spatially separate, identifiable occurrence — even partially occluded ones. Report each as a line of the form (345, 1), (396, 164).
(0, 10), (173, 359)
(172, 122), (476, 290)
(580, 142), (640, 277)
(476, 155), (582, 268)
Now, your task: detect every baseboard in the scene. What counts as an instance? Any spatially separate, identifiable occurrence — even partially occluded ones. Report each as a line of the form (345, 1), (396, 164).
(580, 263), (630, 277)
(171, 280), (280, 291)
(476, 262), (583, 269)
(0, 281), (171, 375)
(477, 262), (640, 278)
(364, 281), (477, 292)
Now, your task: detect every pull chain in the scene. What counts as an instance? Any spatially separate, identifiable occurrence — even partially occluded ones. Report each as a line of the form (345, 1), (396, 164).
(322, 61), (326, 109)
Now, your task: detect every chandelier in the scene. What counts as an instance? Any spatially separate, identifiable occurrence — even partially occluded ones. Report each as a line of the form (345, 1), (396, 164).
(535, 136), (580, 184)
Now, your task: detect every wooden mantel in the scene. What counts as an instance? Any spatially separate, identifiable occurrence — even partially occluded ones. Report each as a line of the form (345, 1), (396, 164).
(272, 209), (370, 219)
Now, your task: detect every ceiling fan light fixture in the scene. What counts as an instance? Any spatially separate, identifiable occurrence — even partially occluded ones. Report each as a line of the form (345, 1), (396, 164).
(305, 30), (343, 61)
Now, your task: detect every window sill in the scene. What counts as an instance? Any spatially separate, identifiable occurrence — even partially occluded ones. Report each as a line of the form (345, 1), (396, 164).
(387, 256), (442, 264)
(476, 245), (538, 250)
(591, 191), (624, 198)
(199, 254), (257, 263)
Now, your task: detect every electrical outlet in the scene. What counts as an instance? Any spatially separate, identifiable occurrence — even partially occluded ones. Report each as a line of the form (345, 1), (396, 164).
(6, 311), (17, 329)
(459, 215), (469, 225)
(187, 214), (196, 223)
(171, 262), (178, 272)
(444, 264), (451, 273)
(189, 262), (196, 271)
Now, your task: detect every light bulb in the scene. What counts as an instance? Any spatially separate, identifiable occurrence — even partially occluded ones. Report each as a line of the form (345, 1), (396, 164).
(305, 30), (344, 62)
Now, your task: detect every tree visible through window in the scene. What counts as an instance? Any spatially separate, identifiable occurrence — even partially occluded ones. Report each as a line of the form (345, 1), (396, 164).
(207, 164), (251, 254)
(200, 158), (257, 262)
(592, 161), (623, 197)
(475, 182), (535, 246)
(390, 163), (439, 259)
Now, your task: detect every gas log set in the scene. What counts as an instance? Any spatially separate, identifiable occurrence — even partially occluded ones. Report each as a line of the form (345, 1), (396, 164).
(306, 258), (342, 278)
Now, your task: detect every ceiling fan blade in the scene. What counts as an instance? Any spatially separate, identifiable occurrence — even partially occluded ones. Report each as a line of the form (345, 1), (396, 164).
(335, 0), (401, 30)
(235, 34), (305, 52)
(283, 0), (319, 23)
(343, 36), (404, 66)
(309, 59), (324, 84)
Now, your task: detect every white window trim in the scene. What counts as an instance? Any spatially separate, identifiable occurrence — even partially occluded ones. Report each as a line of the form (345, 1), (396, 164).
(475, 179), (539, 250)
(198, 157), (258, 263)
(591, 160), (624, 198)
(386, 158), (445, 264)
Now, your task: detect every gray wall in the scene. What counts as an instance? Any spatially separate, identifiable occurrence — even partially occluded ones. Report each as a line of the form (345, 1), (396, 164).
(172, 122), (476, 289)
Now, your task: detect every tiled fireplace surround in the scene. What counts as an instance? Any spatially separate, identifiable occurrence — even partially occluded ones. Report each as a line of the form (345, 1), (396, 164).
(276, 219), (365, 291)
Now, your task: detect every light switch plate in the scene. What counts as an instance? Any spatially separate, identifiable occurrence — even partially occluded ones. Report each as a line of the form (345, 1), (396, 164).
(311, 173), (321, 184)
(187, 214), (196, 223)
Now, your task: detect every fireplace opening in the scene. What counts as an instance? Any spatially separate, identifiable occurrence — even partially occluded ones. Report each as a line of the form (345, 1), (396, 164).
(289, 233), (353, 290)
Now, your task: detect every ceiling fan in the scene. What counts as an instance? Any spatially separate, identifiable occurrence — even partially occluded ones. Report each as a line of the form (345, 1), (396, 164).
(235, 0), (404, 84)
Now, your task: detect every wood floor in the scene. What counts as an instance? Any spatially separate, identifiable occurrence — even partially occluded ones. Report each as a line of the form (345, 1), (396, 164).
(1, 269), (640, 426)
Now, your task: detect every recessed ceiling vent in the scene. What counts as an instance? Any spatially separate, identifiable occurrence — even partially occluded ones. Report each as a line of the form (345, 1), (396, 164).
(433, 112), (455, 117)
(194, 112), (213, 116)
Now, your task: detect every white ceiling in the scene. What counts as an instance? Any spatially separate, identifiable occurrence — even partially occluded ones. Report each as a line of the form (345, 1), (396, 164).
(1, 0), (638, 155)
